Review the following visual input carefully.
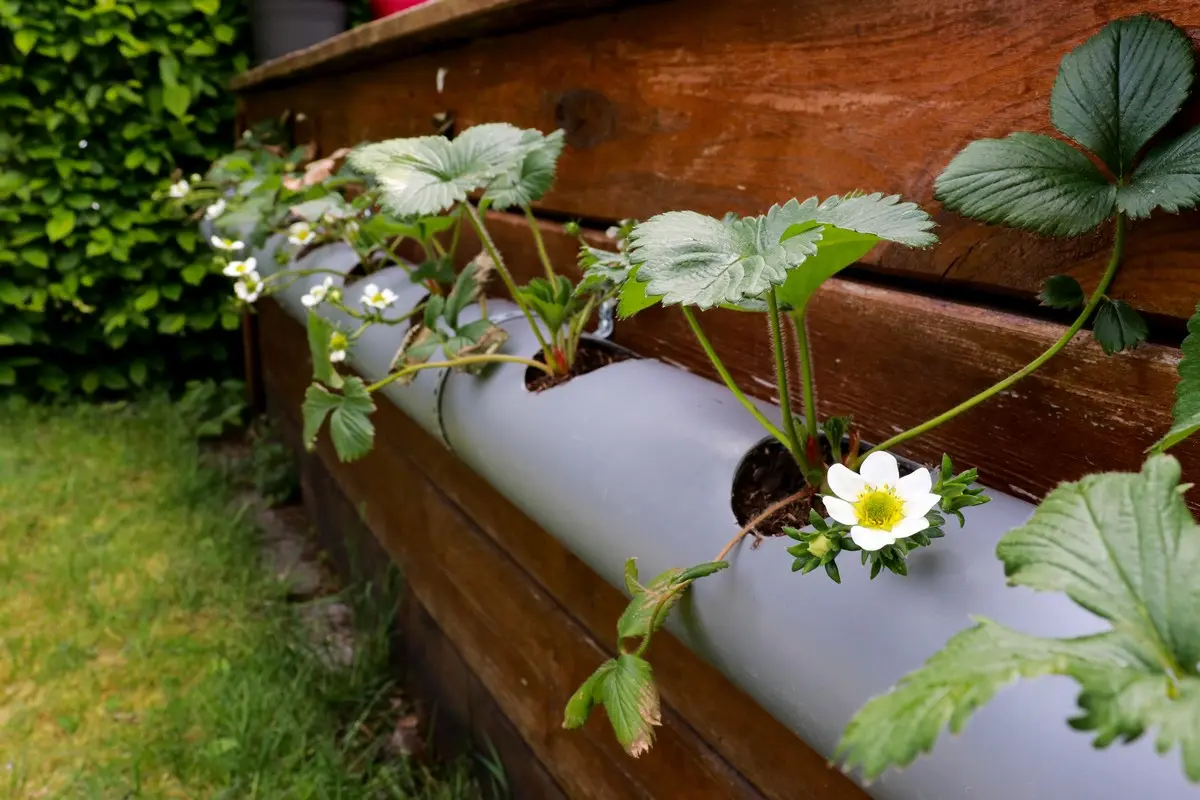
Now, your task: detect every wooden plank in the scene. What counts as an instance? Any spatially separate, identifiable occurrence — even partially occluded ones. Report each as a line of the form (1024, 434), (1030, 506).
(237, 0), (1200, 318)
(295, 446), (566, 796)
(258, 300), (866, 800)
(230, 0), (635, 91)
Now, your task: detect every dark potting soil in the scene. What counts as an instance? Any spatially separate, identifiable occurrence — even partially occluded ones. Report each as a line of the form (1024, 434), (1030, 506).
(731, 440), (818, 536)
(524, 339), (635, 392)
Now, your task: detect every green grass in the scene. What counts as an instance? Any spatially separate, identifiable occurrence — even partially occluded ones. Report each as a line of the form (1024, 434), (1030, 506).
(0, 399), (485, 799)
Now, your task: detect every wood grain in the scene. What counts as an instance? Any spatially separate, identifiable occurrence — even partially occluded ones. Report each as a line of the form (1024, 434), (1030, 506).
(231, 0), (635, 90)
(294, 443), (569, 798)
(258, 299), (867, 800)
(237, 0), (1200, 318)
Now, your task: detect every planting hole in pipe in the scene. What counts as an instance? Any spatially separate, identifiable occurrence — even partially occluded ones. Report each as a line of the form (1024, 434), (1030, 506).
(523, 337), (637, 392)
(731, 436), (920, 535)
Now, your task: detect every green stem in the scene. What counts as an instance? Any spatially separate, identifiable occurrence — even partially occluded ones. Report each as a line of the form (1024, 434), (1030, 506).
(791, 306), (819, 443)
(860, 213), (1128, 464)
(767, 289), (808, 471)
(366, 353), (552, 393)
(566, 294), (599, 364)
(448, 206), (464, 258)
(461, 203), (555, 366)
(381, 239), (416, 276)
(634, 483), (816, 659)
(633, 584), (687, 658)
(523, 204), (557, 283)
(681, 307), (793, 455)
(326, 297), (422, 326)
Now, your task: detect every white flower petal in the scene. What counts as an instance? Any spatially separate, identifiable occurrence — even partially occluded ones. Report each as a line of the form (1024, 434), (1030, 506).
(822, 496), (858, 525)
(904, 492), (942, 518)
(302, 294), (318, 307)
(891, 514), (932, 539)
(859, 451), (899, 488)
(321, 276), (333, 288)
(896, 467), (932, 503)
(827, 463), (868, 502)
(850, 526), (897, 552)
(330, 350), (346, 363)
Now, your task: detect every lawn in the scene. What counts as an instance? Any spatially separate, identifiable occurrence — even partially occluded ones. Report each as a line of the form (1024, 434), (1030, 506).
(0, 399), (483, 799)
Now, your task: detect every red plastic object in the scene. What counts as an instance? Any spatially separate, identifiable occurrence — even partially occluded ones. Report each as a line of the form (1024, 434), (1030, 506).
(370, 0), (427, 18)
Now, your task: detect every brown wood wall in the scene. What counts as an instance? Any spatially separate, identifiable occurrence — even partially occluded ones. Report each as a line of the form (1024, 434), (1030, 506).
(241, 1), (1200, 794)
(239, 0), (1200, 510)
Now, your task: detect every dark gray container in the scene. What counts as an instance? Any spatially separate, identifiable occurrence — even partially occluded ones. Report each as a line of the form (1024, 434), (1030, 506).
(252, 0), (347, 63)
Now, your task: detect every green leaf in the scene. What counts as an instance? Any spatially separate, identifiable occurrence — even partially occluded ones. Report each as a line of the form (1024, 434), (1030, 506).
(301, 378), (376, 462)
(616, 559), (728, 642)
(0, 318), (32, 345)
(616, 265), (662, 319)
(628, 207), (822, 309)
(563, 660), (614, 730)
(779, 192), (938, 248)
(306, 311), (344, 389)
(517, 276), (574, 334)
(563, 655), (661, 757)
(839, 456), (1200, 782)
(129, 361), (148, 387)
(443, 257), (486, 328)
(1049, 14), (1194, 178)
(934, 133), (1116, 236)
(348, 123), (527, 217)
(20, 247), (49, 269)
(484, 129), (565, 210)
(46, 209), (76, 242)
(0, 364), (16, 386)
(773, 193), (936, 310)
(134, 288), (159, 312)
(1092, 298), (1148, 355)
(1153, 303), (1200, 453)
(162, 83), (191, 119)
(157, 313), (187, 335)
(14, 30), (37, 55)
(158, 54), (180, 88)
(1117, 126), (1200, 219)
(838, 619), (1144, 780)
(1038, 274), (1085, 309)
(775, 227), (877, 310)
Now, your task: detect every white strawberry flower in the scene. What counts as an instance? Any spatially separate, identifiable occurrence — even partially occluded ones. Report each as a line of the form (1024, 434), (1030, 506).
(204, 198), (227, 220)
(822, 451), (940, 552)
(211, 235), (244, 252)
(329, 331), (348, 363)
(234, 273), (262, 304)
(301, 276), (334, 308)
(288, 221), (315, 246)
(360, 283), (397, 311)
(222, 257), (258, 278)
(168, 179), (190, 198)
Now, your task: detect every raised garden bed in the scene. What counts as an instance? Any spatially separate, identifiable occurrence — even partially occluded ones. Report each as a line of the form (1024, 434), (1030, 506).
(229, 3), (1200, 797)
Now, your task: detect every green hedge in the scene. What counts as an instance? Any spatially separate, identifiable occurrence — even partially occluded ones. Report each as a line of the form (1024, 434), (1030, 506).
(0, 0), (248, 395)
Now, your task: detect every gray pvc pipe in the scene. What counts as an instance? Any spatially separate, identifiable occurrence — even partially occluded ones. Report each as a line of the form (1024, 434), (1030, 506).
(258, 248), (1193, 798)
(437, 316), (1195, 800)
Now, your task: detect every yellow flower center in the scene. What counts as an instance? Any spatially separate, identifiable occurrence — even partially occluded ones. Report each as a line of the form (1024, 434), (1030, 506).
(853, 487), (905, 531)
